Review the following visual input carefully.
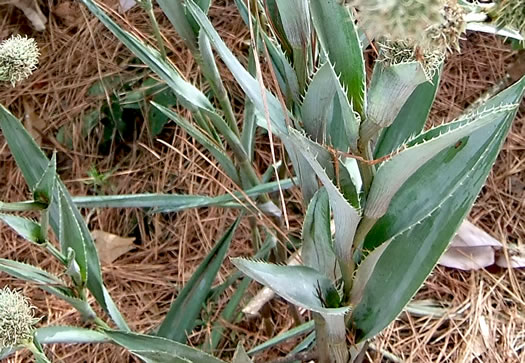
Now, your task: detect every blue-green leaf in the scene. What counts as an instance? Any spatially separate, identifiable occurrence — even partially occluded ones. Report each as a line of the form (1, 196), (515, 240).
(157, 219), (240, 342)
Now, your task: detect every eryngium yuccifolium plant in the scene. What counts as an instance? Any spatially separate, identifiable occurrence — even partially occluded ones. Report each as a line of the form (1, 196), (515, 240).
(0, 287), (38, 349)
(494, 0), (525, 39)
(350, 0), (444, 44)
(0, 35), (39, 87)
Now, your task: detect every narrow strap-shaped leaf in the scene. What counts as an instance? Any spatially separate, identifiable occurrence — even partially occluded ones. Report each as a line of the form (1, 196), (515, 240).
(105, 330), (226, 363)
(262, 32), (300, 105)
(232, 258), (349, 315)
(365, 103), (521, 220)
(374, 69), (441, 158)
(187, 0), (289, 136)
(328, 83), (360, 153)
(275, 0), (311, 90)
(302, 188), (337, 281)
(157, 219), (240, 342)
(35, 326), (108, 344)
(0, 215), (42, 244)
(0, 105), (127, 330)
(72, 178), (295, 212)
(352, 78), (525, 341)
(364, 76), (525, 249)
(310, 0), (366, 117)
(247, 321), (315, 355)
(81, 0), (212, 113)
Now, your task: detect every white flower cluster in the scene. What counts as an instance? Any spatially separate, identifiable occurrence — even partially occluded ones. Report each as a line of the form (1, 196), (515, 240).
(0, 287), (38, 348)
(0, 35), (39, 87)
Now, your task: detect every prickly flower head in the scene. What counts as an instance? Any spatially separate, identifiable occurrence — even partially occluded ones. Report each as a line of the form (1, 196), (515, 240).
(378, 39), (445, 80)
(495, 0), (525, 39)
(0, 35), (39, 87)
(350, 0), (444, 44)
(425, 1), (466, 52)
(0, 287), (38, 348)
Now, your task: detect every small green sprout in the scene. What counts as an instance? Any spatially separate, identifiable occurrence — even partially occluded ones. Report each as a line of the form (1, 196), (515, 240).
(0, 287), (39, 349)
(0, 35), (40, 87)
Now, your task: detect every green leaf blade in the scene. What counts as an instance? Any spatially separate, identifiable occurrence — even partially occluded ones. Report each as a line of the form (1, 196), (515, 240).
(310, 0), (366, 117)
(156, 219), (240, 342)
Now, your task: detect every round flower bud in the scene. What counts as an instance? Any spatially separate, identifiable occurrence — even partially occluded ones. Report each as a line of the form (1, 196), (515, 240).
(0, 287), (39, 349)
(350, 0), (444, 44)
(0, 35), (40, 87)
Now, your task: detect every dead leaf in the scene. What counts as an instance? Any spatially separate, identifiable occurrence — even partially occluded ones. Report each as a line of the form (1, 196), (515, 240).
(120, 0), (137, 13)
(92, 230), (135, 264)
(495, 244), (525, 268)
(438, 220), (502, 270)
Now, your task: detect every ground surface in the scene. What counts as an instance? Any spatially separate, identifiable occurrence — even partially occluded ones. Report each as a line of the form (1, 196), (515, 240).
(0, 1), (524, 362)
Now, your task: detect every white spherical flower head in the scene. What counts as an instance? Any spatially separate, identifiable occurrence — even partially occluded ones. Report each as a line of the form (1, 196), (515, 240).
(0, 35), (40, 87)
(0, 287), (39, 349)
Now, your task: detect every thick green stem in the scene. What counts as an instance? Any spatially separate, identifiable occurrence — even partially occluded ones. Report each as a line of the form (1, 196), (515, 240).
(314, 313), (349, 363)
(357, 139), (375, 195)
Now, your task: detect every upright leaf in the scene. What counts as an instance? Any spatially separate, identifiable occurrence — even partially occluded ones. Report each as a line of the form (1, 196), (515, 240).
(301, 63), (337, 142)
(352, 77), (525, 341)
(364, 77), (525, 249)
(58, 190), (88, 283)
(187, 0), (289, 136)
(364, 103), (521, 220)
(361, 61), (428, 141)
(289, 130), (360, 268)
(310, 0), (366, 117)
(157, 219), (240, 342)
(32, 153), (57, 205)
(374, 70), (441, 158)
(302, 188), (337, 281)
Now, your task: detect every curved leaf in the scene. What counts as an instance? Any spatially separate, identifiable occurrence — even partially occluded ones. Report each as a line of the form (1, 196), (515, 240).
(0, 105), (127, 330)
(352, 77), (525, 341)
(105, 331), (225, 363)
(365, 76), (525, 247)
(0, 215), (41, 244)
(365, 103), (520, 219)
(35, 326), (108, 345)
(157, 219), (240, 342)
(232, 258), (349, 315)
(310, 0), (366, 117)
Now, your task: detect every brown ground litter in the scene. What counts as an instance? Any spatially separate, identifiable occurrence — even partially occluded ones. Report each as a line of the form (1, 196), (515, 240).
(0, 1), (524, 362)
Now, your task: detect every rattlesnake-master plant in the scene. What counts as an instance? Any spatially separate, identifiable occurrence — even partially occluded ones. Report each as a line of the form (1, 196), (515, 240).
(0, 1), (523, 362)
